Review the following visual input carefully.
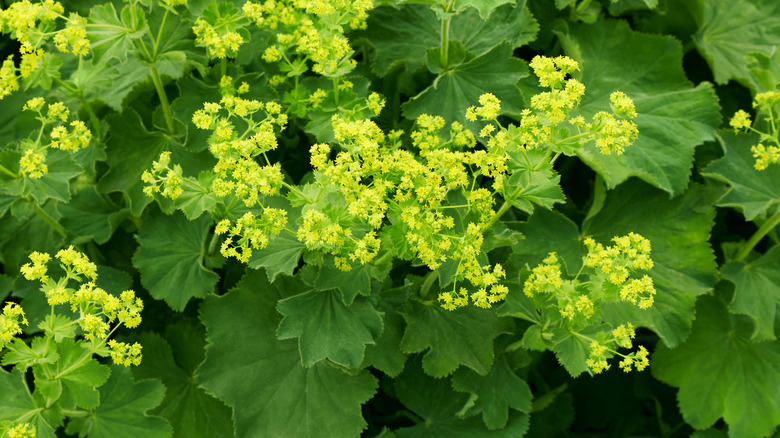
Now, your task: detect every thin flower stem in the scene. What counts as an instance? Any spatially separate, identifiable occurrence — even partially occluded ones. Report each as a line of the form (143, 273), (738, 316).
(149, 66), (175, 134)
(734, 210), (780, 262)
(33, 202), (68, 238)
(0, 162), (19, 178)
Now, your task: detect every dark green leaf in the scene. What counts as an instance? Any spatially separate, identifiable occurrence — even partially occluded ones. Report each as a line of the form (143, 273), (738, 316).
(199, 270), (378, 438)
(87, 3), (148, 63)
(276, 289), (383, 368)
(59, 187), (128, 245)
(65, 367), (171, 438)
(399, 299), (513, 377)
(652, 296), (780, 438)
(0, 368), (61, 438)
(132, 211), (219, 311)
(556, 19), (721, 195)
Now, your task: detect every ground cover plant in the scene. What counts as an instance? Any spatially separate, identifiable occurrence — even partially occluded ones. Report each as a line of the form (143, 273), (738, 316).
(0, 0), (779, 436)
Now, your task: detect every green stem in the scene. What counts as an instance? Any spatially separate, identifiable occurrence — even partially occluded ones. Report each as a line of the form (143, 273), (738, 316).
(734, 210), (780, 262)
(79, 96), (102, 140)
(62, 409), (90, 418)
(0, 162), (19, 178)
(149, 66), (175, 134)
(440, 13), (451, 68)
(221, 58), (227, 77)
(482, 200), (511, 231)
(332, 77), (340, 105)
(207, 229), (221, 256)
(420, 270), (439, 298)
(33, 202), (68, 238)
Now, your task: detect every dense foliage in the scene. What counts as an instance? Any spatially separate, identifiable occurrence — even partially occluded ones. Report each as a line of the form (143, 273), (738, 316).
(0, 0), (779, 437)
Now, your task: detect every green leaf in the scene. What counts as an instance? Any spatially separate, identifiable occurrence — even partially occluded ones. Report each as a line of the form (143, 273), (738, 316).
(511, 208), (584, 275)
(362, 289), (408, 377)
(583, 179), (719, 347)
(247, 230), (306, 281)
(550, 324), (609, 377)
(503, 165), (565, 214)
(172, 172), (218, 220)
(555, 19), (721, 195)
(87, 3), (148, 63)
(0, 368), (61, 438)
(65, 367), (171, 438)
(403, 43), (528, 131)
(451, 355), (533, 429)
(132, 323), (233, 438)
(199, 270), (378, 438)
(652, 295), (780, 438)
(393, 357), (530, 437)
(453, 0), (516, 18)
(49, 339), (111, 410)
(39, 314), (78, 342)
(701, 131), (780, 221)
(314, 256), (372, 305)
(132, 210), (219, 311)
(365, 2), (536, 75)
(0, 149), (82, 204)
(399, 299), (512, 377)
(2, 337), (59, 369)
(276, 289), (383, 368)
(59, 187), (129, 245)
(144, 6), (207, 80)
(721, 244), (780, 341)
(693, 0), (780, 85)
(98, 109), (213, 217)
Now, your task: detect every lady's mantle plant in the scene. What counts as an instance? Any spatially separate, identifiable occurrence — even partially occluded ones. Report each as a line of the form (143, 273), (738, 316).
(0, 0), (779, 437)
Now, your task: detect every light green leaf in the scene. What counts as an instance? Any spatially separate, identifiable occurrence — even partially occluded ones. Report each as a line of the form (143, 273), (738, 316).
(276, 289), (383, 368)
(399, 299), (513, 377)
(144, 6), (207, 80)
(403, 43), (528, 131)
(693, 0), (780, 85)
(451, 355), (533, 429)
(453, 0), (515, 17)
(247, 230), (306, 282)
(50, 339), (111, 410)
(394, 357), (530, 437)
(173, 172), (218, 220)
(65, 367), (171, 438)
(556, 19), (721, 195)
(701, 131), (780, 221)
(503, 165), (565, 215)
(608, 0), (658, 15)
(39, 314), (77, 342)
(2, 337), (59, 369)
(652, 295), (780, 438)
(132, 323), (233, 438)
(721, 244), (780, 341)
(59, 187), (129, 245)
(199, 270), (378, 438)
(550, 324), (609, 377)
(583, 179), (719, 347)
(87, 3), (147, 63)
(0, 368), (61, 438)
(132, 211), (219, 311)
(0, 149), (82, 204)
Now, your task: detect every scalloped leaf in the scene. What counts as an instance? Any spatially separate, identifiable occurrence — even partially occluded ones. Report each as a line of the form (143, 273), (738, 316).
(693, 0), (780, 85)
(721, 243), (780, 341)
(701, 130), (780, 221)
(132, 210), (219, 311)
(582, 179), (719, 348)
(555, 18), (721, 195)
(276, 289), (383, 368)
(399, 299), (513, 377)
(652, 295), (780, 438)
(199, 270), (378, 438)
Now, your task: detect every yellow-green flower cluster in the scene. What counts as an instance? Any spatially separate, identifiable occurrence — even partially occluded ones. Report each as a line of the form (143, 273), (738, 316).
(16, 98), (92, 178)
(193, 18), (246, 59)
(0, 302), (28, 349)
(192, 85), (287, 207)
(524, 253), (595, 320)
(142, 152), (184, 199)
(107, 340), (143, 367)
(3, 422), (36, 438)
(0, 55), (19, 99)
(216, 209), (288, 262)
(52, 13), (89, 55)
(20, 249), (144, 344)
(243, 0), (374, 77)
(584, 232), (655, 309)
(588, 99), (639, 155)
(730, 90), (780, 170)
(585, 323), (649, 374)
(466, 93), (501, 121)
(524, 253), (564, 296)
